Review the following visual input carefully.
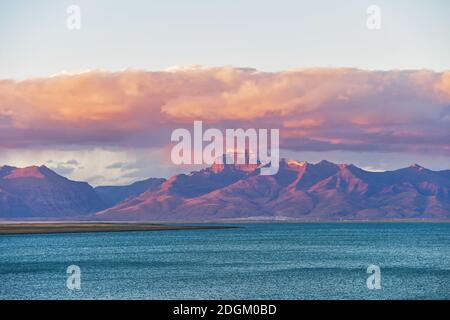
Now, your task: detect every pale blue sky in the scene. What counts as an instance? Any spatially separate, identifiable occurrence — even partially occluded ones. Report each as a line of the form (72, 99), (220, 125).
(1, 0), (449, 79)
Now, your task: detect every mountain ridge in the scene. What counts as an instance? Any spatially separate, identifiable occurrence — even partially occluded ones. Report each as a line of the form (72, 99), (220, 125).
(0, 165), (103, 218)
(1, 161), (450, 221)
(96, 159), (450, 221)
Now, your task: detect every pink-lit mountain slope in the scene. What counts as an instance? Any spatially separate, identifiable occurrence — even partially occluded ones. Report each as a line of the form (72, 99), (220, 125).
(0, 165), (103, 219)
(96, 160), (450, 221)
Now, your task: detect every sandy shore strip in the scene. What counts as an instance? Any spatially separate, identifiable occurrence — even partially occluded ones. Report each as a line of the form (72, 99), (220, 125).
(0, 222), (239, 235)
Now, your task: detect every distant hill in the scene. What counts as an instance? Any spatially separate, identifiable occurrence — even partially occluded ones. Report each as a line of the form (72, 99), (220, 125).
(0, 165), (103, 219)
(95, 178), (165, 207)
(96, 160), (450, 221)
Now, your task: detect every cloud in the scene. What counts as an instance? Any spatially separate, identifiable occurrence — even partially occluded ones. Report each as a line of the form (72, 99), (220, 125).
(0, 147), (173, 186)
(65, 159), (79, 165)
(0, 67), (449, 154)
(105, 162), (127, 170)
(47, 159), (81, 176)
(49, 164), (76, 176)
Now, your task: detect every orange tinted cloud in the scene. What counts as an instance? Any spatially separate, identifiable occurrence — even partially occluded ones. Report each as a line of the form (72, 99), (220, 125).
(0, 67), (449, 153)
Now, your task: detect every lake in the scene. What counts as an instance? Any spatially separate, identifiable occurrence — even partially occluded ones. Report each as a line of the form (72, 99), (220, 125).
(1, 223), (449, 299)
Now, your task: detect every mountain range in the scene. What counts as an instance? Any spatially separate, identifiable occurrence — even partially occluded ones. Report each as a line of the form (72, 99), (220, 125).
(1, 160), (450, 221)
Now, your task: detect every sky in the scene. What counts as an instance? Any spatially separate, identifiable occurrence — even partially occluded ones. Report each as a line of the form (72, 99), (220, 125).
(1, 0), (450, 78)
(0, 0), (449, 185)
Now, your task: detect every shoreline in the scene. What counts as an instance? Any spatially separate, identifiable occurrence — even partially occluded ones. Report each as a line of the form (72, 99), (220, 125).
(0, 222), (239, 235)
(0, 220), (449, 235)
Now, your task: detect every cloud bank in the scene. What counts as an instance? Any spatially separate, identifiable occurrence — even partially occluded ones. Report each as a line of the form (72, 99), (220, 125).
(0, 67), (449, 154)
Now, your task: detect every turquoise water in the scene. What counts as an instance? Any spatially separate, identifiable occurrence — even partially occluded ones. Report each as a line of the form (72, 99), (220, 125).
(0, 223), (449, 300)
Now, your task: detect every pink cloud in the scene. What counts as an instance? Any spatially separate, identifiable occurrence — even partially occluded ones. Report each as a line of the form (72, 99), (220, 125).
(0, 67), (449, 154)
